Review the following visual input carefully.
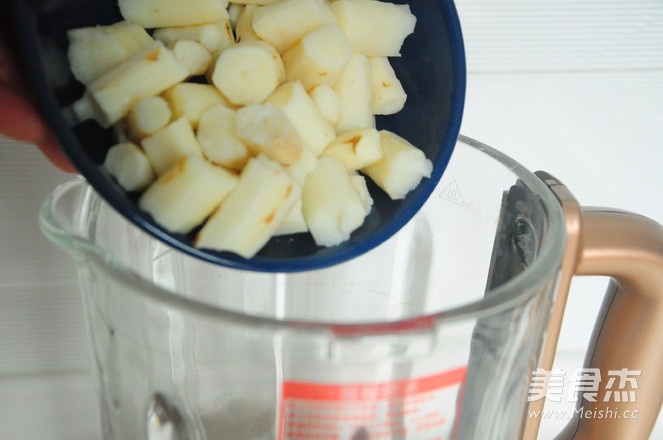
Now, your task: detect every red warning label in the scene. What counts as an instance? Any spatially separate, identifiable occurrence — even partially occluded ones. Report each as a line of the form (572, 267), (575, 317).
(278, 366), (466, 440)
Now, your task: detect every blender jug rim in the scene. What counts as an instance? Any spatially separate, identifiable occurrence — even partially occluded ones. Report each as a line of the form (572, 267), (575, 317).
(39, 135), (567, 334)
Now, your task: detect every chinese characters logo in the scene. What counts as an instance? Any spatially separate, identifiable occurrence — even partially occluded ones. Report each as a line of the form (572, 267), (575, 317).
(528, 368), (640, 403)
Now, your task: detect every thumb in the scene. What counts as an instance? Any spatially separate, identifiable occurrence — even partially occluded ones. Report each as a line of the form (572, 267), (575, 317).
(0, 83), (76, 173)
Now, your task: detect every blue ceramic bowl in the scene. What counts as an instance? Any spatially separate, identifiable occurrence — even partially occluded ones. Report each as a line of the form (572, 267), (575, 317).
(10, 0), (465, 272)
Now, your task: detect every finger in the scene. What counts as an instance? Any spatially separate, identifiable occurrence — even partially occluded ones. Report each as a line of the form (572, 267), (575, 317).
(0, 83), (75, 173)
(36, 133), (77, 173)
(0, 82), (49, 143)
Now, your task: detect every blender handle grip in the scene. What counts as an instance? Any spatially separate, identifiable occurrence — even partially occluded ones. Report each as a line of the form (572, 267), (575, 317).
(556, 208), (663, 440)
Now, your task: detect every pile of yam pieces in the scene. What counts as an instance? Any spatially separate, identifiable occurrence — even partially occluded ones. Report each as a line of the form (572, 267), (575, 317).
(69, 0), (432, 258)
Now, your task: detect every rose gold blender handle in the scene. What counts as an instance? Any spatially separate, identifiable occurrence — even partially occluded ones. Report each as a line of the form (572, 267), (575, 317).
(557, 208), (663, 439)
(525, 172), (663, 440)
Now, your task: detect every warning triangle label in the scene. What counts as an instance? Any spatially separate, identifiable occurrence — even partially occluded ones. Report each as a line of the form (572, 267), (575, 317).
(439, 179), (464, 206)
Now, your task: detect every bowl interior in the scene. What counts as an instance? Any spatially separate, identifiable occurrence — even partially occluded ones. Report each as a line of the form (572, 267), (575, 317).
(12, 0), (465, 272)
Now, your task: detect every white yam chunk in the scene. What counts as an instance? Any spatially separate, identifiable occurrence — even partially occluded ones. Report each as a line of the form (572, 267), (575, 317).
(67, 21), (153, 85)
(252, 0), (336, 54)
(308, 84), (341, 124)
(330, 0), (416, 57)
(235, 5), (261, 42)
(211, 40), (285, 105)
(87, 41), (188, 127)
(169, 40), (212, 76)
(285, 145), (317, 185)
(333, 53), (374, 133)
(162, 83), (229, 129)
(72, 93), (104, 122)
(195, 155), (301, 258)
(362, 130), (433, 200)
(350, 173), (374, 213)
(230, 0), (278, 4)
(302, 157), (368, 247)
(274, 198), (308, 235)
(266, 81), (335, 156)
(282, 25), (352, 90)
(118, 0), (229, 28)
(139, 155), (238, 234)
(197, 105), (250, 170)
(235, 103), (304, 165)
(141, 117), (203, 175)
(104, 142), (156, 192)
(204, 51), (221, 84)
(228, 3), (244, 30)
(154, 24), (224, 52)
(125, 96), (172, 140)
(211, 20), (236, 51)
(322, 127), (382, 170)
(369, 57), (407, 115)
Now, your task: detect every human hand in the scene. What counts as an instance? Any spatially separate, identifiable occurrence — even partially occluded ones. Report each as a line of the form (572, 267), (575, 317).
(0, 5), (75, 173)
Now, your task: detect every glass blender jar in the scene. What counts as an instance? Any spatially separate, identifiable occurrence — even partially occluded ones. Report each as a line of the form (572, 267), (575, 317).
(40, 136), (663, 440)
